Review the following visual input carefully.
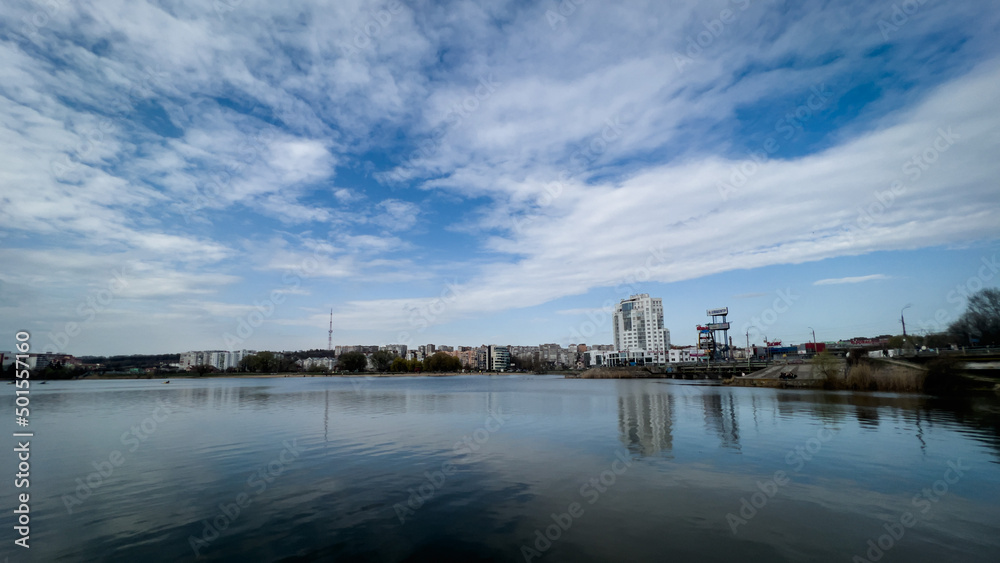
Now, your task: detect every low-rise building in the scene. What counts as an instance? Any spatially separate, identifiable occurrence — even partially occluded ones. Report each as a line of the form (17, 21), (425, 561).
(607, 350), (668, 366)
(668, 348), (694, 363)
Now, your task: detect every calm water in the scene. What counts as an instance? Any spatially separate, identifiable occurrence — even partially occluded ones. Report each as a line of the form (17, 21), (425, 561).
(6, 375), (1000, 562)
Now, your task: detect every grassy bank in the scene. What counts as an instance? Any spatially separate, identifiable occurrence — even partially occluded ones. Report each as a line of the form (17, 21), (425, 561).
(578, 366), (664, 379)
(818, 354), (988, 392)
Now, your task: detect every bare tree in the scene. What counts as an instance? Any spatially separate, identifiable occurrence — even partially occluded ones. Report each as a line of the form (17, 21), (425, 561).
(949, 288), (1000, 346)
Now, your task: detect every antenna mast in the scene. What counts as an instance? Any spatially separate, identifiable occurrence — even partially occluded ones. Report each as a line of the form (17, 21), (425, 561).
(328, 309), (333, 351)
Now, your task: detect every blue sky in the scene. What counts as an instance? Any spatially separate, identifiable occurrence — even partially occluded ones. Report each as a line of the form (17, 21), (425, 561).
(1, 0), (999, 355)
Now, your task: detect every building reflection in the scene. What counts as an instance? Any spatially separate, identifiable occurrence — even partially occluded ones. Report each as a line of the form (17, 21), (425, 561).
(702, 392), (741, 450)
(617, 384), (674, 456)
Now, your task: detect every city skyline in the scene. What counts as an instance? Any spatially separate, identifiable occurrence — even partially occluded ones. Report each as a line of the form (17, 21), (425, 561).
(2, 1), (1000, 356)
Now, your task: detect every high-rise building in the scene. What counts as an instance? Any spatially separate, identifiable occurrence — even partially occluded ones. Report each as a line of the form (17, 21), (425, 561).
(488, 345), (510, 371)
(475, 347), (488, 370)
(612, 294), (671, 354)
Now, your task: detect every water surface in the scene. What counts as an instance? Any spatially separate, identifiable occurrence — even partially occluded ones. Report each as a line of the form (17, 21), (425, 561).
(7, 375), (1000, 562)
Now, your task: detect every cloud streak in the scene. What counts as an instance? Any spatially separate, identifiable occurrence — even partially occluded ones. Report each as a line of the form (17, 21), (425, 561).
(814, 274), (891, 286)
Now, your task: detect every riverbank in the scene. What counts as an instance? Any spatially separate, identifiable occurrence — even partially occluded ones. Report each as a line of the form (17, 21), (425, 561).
(66, 371), (516, 380)
(576, 357), (1000, 393)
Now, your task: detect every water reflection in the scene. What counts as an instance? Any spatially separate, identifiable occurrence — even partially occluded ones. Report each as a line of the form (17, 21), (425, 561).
(701, 392), (741, 451)
(617, 384), (674, 456)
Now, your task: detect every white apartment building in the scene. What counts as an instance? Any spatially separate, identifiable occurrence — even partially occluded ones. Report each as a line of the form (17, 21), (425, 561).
(180, 350), (255, 371)
(380, 344), (408, 357)
(488, 345), (510, 371)
(300, 357), (338, 371)
(612, 294), (671, 355)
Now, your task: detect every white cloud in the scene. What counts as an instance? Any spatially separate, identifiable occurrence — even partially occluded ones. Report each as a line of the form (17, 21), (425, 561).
(336, 59), (1000, 328)
(371, 199), (420, 231)
(814, 274), (891, 286)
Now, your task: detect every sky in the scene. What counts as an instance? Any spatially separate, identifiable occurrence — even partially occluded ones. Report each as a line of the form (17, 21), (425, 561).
(1, 0), (999, 356)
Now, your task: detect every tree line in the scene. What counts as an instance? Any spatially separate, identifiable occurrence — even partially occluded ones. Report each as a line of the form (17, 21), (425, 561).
(888, 288), (1000, 348)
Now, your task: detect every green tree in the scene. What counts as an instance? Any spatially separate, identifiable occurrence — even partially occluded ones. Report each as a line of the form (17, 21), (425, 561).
(240, 351), (276, 373)
(192, 364), (216, 376)
(510, 354), (537, 371)
(949, 288), (1000, 346)
(390, 357), (409, 372)
(371, 350), (395, 372)
(924, 332), (953, 349)
(275, 355), (300, 373)
(38, 361), (74, 380)
(813, 351), (841, 387)
(338, 351), (368, 372)
(424, 352), (461, 372)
